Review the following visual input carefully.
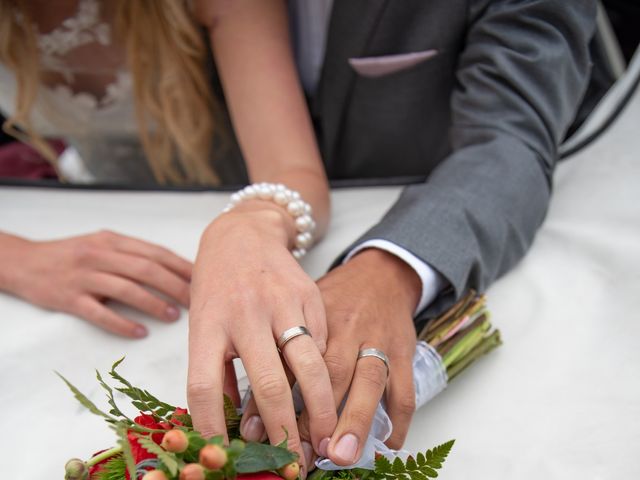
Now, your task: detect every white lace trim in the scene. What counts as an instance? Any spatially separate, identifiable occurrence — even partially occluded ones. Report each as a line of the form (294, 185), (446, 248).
(37, 0), (111, 80)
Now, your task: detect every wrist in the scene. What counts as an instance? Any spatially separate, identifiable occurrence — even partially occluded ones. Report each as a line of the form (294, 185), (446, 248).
(0, 233), (34, 294)
(350, 248), (422, 314)
(208, 200), (296, 248)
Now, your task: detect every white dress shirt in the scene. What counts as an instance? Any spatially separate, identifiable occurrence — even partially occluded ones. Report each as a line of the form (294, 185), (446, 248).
(289, 0), (448, 314)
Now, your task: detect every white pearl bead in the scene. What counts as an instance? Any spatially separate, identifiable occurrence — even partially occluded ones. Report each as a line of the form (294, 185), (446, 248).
(291, 191), (301, 200)
(295, 232), (312, 249)
(304, 203), (312, 216)
(295, 215), (312, 232)
(243, 185), (257, 198)
(274, 191), (289, 205)
(230, 192), (242, 204)
(292, 248), (306, 259)
(275, 183), (286, 192)
(287, 200), (304, 216)
(257, 184), (273, 199)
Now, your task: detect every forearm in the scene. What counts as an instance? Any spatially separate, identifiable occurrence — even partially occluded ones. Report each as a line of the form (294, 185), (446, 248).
(200, 0), (330, 237)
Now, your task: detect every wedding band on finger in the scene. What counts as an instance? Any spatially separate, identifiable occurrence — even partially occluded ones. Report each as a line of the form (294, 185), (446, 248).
(357, 348), (390, 377)
(276, 326), (311, 351)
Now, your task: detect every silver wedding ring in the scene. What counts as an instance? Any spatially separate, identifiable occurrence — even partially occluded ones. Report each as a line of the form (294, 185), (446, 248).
(357, 348), (390, 377)
(276, 326), (311, 351)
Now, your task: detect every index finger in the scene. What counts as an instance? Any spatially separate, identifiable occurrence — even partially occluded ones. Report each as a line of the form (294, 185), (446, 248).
(112, 235), (193, 281)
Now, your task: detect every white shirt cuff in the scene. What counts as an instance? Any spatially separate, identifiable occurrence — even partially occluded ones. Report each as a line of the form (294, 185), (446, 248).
(342, 239), (447, 316)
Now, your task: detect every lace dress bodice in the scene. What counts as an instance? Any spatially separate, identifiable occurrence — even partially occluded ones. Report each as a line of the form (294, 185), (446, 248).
(0, 0), (174, 183)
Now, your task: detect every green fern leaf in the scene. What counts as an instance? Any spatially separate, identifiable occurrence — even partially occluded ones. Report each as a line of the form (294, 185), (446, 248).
(416, 452), (426, 467)
(109, 358), (176, 419)
(374, 454), (393, 475)
(93, 455), (126, 480)
(392, 457), (405, 475)
(405, 455), (418, 471)
(55, 371), (116, 423)
(114, 422), (137, 480)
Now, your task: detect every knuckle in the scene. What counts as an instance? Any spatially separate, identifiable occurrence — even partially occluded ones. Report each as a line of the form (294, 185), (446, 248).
(357, 362), (387, 390)
(394, 397), (416, 418)
(253, 373), (289, 402)
(309, 406), (337, 427)
(97, 229), (117, 243)
(324, 353), (352, 386)
(346, 408), (374, 430)
(295, 353), (322, 378)
(73, 243), (99, 264)
(187, 381), (217, 403)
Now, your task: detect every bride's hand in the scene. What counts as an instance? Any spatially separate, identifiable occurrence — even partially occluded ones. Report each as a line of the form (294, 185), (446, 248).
(187, 201), (336, 474)
(0, 230), (191, 337)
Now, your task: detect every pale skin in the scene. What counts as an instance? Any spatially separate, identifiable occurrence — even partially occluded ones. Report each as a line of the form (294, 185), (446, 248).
(0, 0), (422, 474)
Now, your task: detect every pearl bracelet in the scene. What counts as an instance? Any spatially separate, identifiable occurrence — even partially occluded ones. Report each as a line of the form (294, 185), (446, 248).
(222, 183), (316, 259)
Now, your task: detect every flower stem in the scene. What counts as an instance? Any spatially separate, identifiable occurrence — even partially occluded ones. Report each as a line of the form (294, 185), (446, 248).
(86, 446), (123, 467)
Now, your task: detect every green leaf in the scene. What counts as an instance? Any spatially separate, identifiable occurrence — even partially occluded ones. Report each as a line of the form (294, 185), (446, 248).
(276, 427), (289, 449)
(205, 471), (224, 480)
(416, 452), (426, 467)
(392, 457), (405, 475)
(135, 435), (181, 476)
(55, 371), (116, 423)
(405, 456), (417, 471)
(374, 455), (393, 475)
(420, 466), (438, 478)
(206, 435), (225, 446)
(224, 394), (241, 438)
(109, 358), (176, 419)
(114, 422), (137, 480)
(94, 455), (126, 480)
(234, 442), (297, 473)
(96, 369), (134, 424)
(408, 471), (428, 480)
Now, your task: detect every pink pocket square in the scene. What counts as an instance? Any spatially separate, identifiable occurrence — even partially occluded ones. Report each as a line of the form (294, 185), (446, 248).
(349, 49), (439, 78)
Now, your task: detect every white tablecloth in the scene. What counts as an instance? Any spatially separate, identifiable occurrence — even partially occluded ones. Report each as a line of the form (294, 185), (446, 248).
(2, 86), (639, 478)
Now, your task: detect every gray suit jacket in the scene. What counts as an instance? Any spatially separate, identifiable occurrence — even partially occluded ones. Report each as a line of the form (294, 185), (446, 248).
(313, 0), (596, 322)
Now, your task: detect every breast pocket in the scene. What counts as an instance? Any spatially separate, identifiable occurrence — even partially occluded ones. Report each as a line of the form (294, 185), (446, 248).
(348, 49), (439, 78)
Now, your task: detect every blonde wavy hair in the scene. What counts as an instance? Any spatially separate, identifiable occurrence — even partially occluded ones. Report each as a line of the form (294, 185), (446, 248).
(0, 0), (220, 185)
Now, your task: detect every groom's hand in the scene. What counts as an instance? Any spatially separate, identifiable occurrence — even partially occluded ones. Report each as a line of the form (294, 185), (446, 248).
(298, 249), (421, 466)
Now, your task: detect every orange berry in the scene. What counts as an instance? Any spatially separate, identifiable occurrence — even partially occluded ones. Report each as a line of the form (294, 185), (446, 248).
(199, 444), (228, 470)
(142, 471), (168, 480)
(179, 463), (206, 480)
(161, 429), (189, 453)
(278, 462), (300, 480)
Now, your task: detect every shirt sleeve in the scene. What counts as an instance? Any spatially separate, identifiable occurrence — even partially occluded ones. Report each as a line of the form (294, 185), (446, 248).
(342, 239), (448, 316)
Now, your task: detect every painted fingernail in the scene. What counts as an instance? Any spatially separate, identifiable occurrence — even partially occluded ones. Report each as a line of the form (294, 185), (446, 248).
(165, 305), (180, 321)
(241, 415), (265, 441)
(133, 325), (148, 338)
(334, 433), (358, 464)
(319, 437), (330, 457)
(302, 441), (313, 471)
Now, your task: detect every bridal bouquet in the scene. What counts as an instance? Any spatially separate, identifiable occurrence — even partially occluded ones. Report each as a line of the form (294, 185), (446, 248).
(61, 291), (498, 480)
(60, 359), (454, 480)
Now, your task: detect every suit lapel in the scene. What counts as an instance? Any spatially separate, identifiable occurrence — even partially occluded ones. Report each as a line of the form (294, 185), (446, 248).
(315, 0), (389, 168)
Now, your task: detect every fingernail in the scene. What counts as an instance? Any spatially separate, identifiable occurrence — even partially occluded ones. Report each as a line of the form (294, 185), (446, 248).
(318, 437), (330, 457)
(302, 441), (313, 470)
(334, 433), (358, 464)
(165, 305), (180, 321)
(133, 325), (148, 338)
(241, 415), (264, 441)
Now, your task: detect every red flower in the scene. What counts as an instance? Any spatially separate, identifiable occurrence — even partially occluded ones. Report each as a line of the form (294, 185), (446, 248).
(124, 412), (174, 479)
(170, 407), (189, 427)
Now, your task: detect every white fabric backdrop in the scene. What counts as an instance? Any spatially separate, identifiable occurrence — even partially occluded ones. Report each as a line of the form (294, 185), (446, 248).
(1, 86), (639, 479)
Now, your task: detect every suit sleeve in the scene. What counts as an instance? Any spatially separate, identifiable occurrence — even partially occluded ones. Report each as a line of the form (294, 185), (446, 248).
(334, 0), (597, 319)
